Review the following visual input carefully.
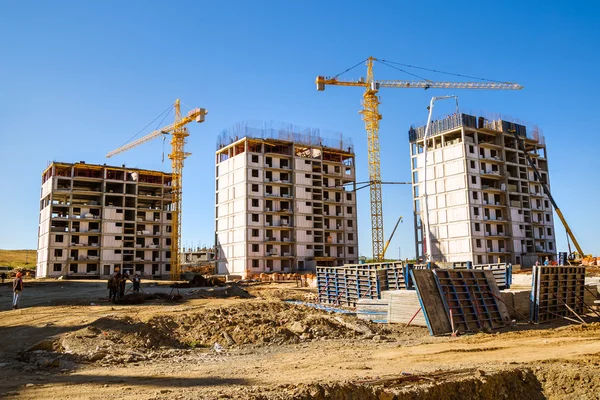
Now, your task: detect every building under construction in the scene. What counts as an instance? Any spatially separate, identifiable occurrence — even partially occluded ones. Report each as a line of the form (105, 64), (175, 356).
(215, 122), (359, 277)
(409, 113), (555, 267)
(36, 162), (174, 278)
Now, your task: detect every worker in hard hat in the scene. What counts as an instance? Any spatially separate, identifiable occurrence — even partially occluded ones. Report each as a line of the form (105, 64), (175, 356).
(12, 272), (24, 309)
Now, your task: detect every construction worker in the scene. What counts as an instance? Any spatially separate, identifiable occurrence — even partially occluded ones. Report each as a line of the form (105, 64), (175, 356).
(544, 257), (550, 266)
(132, 274), (141, 293)
(107, 272), (119, 303)
(118, 272), (127, 299)
(12, 272), (24, 309)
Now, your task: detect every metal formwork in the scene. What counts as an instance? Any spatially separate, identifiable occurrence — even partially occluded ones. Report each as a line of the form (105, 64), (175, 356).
(530, 266), (585, 323)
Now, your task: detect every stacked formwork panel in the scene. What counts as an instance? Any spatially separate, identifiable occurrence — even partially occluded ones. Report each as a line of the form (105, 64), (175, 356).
(472, 263), (512, 289)
(386, 262), (407, 290)
(441, 262), (513, 290)
(317, 261), (513, 309)
(317, 263), (396, 307)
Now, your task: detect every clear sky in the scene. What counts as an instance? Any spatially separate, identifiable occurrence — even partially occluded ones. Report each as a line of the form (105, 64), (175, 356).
(1, 0), (599, 259)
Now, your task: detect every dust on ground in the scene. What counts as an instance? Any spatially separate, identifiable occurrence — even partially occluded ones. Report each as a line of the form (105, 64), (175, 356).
(0, 280), (599, 399)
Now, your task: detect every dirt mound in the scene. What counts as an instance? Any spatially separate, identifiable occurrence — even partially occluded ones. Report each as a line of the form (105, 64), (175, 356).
(250, 369), (545, 399)
(246, 285), (307, 301)
(23, 299), (390, 368)
(54, 316), (183, 364)
(150, 301), (383, 348)
(114, 292), (183, 304)
(532, 354), (600, 399)
(18, 315), (186, 368)
(185, 284), (253, 300)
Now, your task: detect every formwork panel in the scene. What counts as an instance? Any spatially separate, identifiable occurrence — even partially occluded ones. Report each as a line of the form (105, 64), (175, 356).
(530, 266), (585, 323)
(433, 269), (510, 334)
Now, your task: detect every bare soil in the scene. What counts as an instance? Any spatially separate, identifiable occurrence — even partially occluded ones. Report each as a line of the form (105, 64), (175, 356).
(1, 280), (599, 399)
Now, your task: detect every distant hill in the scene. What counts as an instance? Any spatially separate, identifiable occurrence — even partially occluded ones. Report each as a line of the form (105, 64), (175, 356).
(0, 249), (36, 269)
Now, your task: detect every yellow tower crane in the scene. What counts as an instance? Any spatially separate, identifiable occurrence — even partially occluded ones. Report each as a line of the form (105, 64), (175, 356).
(106, 99), (208, 280)
(317, 56), (522, 261)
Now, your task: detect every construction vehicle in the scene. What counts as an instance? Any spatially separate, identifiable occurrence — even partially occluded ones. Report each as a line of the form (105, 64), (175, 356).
(317, 56), (522, 261)
(106, 99), (208, 280)
(508, 127), (591, 265)
(381, 215), (402, 259)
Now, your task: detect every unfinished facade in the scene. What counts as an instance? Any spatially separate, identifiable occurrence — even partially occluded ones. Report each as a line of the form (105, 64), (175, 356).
(215, 123), (358, 277)
(37, 162), (174, 278)
(409, 114), (555, 267)
(181, 248), (216, 265)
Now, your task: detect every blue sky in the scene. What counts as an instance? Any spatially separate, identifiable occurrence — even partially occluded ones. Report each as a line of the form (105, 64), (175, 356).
(1, 0), (599, 258)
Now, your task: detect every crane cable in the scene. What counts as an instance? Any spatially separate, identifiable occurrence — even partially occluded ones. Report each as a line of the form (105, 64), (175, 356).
(118, 103), (174, 149)
(331, 57), (514, 84)
(153, 108), (174, 164)
(375, 59), (430, 81)
(333, 58), (369, 79)
(378, 59), (509, 83)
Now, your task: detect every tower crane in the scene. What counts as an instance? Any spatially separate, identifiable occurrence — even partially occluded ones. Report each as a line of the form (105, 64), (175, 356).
(106, 99), (208, 280)
(317, 56), (523, 261)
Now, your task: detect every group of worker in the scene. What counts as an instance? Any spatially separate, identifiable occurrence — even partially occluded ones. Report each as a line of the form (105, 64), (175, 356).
(535, 256), (561, 266)
(107, 270), (141, 303)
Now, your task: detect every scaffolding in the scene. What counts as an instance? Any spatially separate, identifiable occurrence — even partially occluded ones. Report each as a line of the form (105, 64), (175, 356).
(216, 120), (353, 152)
(408, 113), (533, 143)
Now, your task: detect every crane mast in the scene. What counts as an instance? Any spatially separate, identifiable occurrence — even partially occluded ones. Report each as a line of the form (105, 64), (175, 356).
(169, 100), (188, 281)
(317, 57), (522, 261)
(359, 57), (385, 261)
(107, 99), (207, 280)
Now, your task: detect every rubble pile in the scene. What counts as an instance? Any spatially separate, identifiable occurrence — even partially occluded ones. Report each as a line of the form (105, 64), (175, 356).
(155, 301), (383, 348)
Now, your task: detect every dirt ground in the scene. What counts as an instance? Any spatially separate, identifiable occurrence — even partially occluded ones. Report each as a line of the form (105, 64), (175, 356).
(1, 279), (600, 399)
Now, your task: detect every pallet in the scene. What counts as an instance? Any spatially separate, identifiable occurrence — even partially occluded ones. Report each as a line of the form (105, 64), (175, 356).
(530, 266), (585, 323)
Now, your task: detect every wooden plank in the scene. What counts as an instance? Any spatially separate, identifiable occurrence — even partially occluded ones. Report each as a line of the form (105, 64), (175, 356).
(386, 290), (427, 327)
(411, 270), (452, 335)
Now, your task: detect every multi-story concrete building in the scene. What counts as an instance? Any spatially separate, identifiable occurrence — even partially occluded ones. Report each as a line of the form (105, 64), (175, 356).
(181, 247), (216, 266)
(409, 113), (555, 267)
(215, 125), (359, 277)
(37, 162), (174, 278)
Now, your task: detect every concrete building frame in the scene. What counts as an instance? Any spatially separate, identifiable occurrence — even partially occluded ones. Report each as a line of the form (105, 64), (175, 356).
(409, 113), (555, 267)
(37, 162), (174, 278)
(215, 132), (359, 277)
